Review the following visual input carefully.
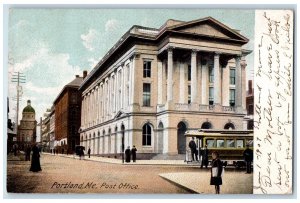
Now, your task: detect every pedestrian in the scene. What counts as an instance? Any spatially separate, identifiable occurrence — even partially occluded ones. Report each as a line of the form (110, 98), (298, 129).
(188, 137), (198, 161)
(79, 147), (83, 160)
(13, 144), (17, 156)
(243, 144), (253, 174)
(210, 151), (223, 194)
(131, 146), (137, 162)
(87, 147), (91, 158)
(201, 145), (209, 168)
(125, 146), (131, 163)
(29, 143), (42, 172)
(25, 145), (31, 161)
(62, 148), (64, 154)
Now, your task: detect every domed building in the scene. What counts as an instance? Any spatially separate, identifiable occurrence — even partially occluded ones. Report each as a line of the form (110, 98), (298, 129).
(17, 100), (37, 149)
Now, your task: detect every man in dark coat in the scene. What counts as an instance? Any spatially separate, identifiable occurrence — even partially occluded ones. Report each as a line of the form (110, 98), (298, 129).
(188, 137), (198, 161)
(125, 146), (131, 163)
(243, 144), (253, 173)
(201, 145), (209, 168)
(131, 146), (137, 162)
(30, 144), (42, 172)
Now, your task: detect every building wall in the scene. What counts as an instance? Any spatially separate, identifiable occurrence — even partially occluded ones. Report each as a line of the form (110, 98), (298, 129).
(55, 91), (69, 146)
(17, 111), (37, 147)
(80, 26), (249, 158)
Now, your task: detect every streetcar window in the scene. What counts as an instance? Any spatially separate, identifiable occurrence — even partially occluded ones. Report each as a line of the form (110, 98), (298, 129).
(236, 139), (244, 148)
(227, 139), (235, 148)
(216, 139), (225, 148)
(206, 139), (215, 148)
(246, 139), (253, 147)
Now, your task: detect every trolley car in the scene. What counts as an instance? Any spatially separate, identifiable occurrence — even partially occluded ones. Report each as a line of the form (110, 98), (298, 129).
(185, 129), (253, 168)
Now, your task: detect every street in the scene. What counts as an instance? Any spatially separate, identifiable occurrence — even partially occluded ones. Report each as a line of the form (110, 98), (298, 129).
(6, 153), (252, 194)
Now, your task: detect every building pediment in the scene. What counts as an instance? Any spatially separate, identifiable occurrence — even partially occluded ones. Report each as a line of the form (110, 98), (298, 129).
(168, 17), (248, 43)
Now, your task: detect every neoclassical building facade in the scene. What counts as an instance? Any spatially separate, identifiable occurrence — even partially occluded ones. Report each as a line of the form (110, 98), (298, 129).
(79, 17), (251, 158)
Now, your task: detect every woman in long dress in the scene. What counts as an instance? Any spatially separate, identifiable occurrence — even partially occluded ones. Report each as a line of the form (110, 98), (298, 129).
(210, 151), (223, 194)
(125, 146), (131, 163)
(30, 144), (42, 172)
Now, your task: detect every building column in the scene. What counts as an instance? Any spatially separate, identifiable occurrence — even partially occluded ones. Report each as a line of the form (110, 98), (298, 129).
(98, 85), (101, 123)
(213, 52), (221, 104)
(191, 50), (198, 103)
(179, 62), (185, 103)
(167, 48), (173, 102)
(87, 93), (91, 126)
(100, 83), (103, 121)
(201, 61), (208, 105)
(241, 58), (247, 110)
(235, 56), (242, 107)
(222, 64), (230, 106)
(157, 61), (163, 104)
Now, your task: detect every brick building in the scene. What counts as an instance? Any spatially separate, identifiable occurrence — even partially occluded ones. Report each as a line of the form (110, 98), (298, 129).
(54, 72), (86, 153)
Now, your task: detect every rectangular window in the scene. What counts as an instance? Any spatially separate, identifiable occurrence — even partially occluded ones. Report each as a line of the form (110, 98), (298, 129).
(216, 139), (225, 148)
(209, 66), (214, 83)
(248, 104), (254, 115)
(188, 85), (191, 104)
(236, 139), (244, 148)
(227, 139), (235, 148)
(246, 139), (253, 147)
(209, 87), (214, 105)
(206, 139), (215, 148)
(143, 83), (151, 106)
(230, 68), (236, 85)
(188, 65), (191, 81)
(230, 89), (235, 106)
(143, 61), (151, 78)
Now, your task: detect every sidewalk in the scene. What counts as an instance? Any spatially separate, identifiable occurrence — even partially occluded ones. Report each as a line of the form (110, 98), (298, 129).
(159, 171), (253, 194)
(42, 152), (202, 166)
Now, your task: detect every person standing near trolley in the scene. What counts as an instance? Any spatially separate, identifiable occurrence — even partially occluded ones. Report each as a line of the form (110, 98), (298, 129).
(210, 151), (223, 194)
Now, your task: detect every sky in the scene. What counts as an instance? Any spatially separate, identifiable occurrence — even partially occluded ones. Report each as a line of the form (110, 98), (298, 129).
(7, 9), (255, 124)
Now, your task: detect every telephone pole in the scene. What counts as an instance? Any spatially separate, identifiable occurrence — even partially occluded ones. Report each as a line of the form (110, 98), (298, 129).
(11, 72), (26, 135)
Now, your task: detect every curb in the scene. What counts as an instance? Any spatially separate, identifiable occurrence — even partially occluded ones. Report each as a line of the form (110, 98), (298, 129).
(159, 175), (199, 194)
(42, 153), (203, 167)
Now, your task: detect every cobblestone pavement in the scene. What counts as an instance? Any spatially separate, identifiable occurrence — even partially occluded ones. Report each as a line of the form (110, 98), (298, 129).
(6, 153), (252, 194)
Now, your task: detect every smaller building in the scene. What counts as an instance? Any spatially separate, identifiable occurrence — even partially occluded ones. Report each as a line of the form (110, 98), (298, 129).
(49, 106), (55, 153)
(17, 100), (37, 150)
(245, 80), (254, 130)
(54, 71), (86, 153)
(41, 111), (51, 152)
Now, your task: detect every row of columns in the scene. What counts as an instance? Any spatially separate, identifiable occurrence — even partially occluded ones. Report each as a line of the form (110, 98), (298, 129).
(81, 59), (134, 128)
(166, 48), (245, 107)
(81, 129), (128, 155)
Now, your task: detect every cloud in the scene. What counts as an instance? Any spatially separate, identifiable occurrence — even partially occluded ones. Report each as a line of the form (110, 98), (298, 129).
(24, 82), (61, 96)
(105, 19), (119, 32)
(8, 46), (82, 122)
(80, 29), (99, 51)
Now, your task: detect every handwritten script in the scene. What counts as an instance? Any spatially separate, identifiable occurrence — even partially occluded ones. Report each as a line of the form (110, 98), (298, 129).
(253, 10), (293, 194)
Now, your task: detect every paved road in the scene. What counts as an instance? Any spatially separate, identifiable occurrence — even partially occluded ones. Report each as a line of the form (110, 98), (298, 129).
(7, 154), (198, 194)
(6, 153), (252, 194)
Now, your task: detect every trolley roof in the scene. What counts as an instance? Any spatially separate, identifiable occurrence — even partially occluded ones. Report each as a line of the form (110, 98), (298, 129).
(185, 129), (254, 137)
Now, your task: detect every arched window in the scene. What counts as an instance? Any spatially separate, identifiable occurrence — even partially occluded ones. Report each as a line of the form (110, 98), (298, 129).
(224, 123), (235, 130)
(142, 124), (152, 146)
(201, 122), (212, 129)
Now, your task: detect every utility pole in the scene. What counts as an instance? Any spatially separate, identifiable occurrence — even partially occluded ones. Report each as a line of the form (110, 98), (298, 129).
(11, 72), (26, 136)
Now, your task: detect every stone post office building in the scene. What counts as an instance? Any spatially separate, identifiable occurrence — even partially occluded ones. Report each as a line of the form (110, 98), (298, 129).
(79, 17), (251, 159)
